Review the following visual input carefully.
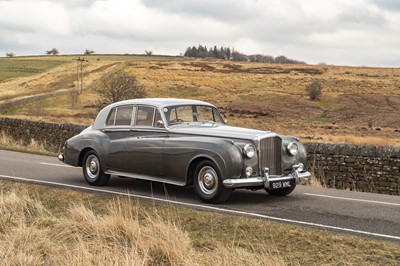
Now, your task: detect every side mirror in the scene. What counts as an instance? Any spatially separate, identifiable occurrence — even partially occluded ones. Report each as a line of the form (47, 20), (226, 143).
(156, 120), (165, 128)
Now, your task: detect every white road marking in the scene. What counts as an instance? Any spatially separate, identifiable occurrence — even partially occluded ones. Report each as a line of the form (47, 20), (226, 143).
(1, 174), (399, 242)
(304, 193), (400, 207)
(40, 162), (76, 168)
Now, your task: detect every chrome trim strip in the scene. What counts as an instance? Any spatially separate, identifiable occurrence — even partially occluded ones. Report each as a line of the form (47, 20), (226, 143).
(253, 132), (277, 142)
(105, 170), (186, 186)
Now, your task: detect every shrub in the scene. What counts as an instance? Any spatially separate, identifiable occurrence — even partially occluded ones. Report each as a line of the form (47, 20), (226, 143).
(306, 81), (322, 101)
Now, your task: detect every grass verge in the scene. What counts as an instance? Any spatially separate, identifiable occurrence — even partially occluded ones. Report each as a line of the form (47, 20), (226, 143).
(0, 180), (399, 265)
(0, 132), (55, 156)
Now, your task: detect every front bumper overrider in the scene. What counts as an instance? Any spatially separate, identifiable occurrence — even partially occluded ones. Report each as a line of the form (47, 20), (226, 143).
(222, 164), (311, 189)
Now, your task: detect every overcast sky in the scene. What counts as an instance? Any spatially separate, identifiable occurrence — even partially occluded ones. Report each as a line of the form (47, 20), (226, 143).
(0, 0), (399, 67)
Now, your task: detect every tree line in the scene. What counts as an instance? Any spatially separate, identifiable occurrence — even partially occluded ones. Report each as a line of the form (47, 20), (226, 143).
(183, 45), (305, 64)
(5, 48), (95, 57)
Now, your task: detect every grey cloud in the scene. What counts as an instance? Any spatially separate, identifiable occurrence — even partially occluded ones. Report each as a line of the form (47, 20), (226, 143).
(141, 0), (259, 22)
(241, 3), (386, 47)
(337, 8), (386, 28)
(23, 0), (101, 8)
(370, 0), (400, 12)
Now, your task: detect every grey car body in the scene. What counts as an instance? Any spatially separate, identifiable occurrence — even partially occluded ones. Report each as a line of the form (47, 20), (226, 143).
(59, 98), (311, 203)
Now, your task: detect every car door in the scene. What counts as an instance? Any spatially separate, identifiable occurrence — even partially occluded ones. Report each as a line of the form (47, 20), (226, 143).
(126, 105), (167, 176)
(103, 105), (134, 171)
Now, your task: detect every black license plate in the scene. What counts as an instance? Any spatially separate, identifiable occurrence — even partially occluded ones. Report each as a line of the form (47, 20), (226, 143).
(269, 180), (292, 190)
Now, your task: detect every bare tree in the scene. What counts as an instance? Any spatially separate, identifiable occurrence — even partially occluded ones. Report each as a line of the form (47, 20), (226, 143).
(97, 73), (146, 109)
(6, 52), (15, 57)
(231, 51), (248, 61)
(306, 80), (322, 101)
(145, 50), (153, 56)
(84, 49), (95, 55)
(46, 48), (59, 55)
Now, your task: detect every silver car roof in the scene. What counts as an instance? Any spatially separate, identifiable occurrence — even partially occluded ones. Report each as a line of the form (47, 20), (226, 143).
(110, 98), (215, 109)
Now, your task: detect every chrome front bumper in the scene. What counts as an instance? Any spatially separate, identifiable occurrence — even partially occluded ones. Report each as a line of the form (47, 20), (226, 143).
(223, 165), (311, 189)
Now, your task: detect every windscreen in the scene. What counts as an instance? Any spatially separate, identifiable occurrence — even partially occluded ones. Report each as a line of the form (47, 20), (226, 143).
(164, 105), (225, 126)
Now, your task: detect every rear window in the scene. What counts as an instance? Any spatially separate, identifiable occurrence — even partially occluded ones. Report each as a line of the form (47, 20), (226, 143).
(115, 106), (133, 126)
(106, 108), (116, 126)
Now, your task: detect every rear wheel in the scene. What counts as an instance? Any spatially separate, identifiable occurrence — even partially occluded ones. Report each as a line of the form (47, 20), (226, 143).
(82, 150), (110, 186)
(193, 160), (232, 203)
(265, 183), (296, 196)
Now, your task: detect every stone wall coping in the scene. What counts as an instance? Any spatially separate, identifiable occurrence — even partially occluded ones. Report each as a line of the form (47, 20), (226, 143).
(305, 142), (400, 158)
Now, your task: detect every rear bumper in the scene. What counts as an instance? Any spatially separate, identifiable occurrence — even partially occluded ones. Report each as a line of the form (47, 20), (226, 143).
(223, 165), (311, 189)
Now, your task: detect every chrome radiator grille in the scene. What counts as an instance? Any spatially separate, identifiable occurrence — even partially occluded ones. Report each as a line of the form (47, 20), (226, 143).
(259, 136), (282, 175)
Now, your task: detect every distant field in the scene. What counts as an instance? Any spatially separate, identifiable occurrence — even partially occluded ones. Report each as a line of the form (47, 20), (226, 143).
(1, 55), (400, 146)
(0, 58), (67, 82)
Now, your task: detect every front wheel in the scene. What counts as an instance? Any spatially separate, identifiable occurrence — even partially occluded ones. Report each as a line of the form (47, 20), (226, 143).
(265, 183), (296, 196)
(82, 150), (110, 186)
(193, 160), (232, 204)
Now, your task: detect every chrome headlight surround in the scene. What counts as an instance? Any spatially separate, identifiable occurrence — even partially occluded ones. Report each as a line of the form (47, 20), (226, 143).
(243, 144), (256, 159)
(287, 142), (298, 156)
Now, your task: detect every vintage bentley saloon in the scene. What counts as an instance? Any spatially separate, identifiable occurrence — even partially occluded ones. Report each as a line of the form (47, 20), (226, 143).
(59, 98), (311, 203)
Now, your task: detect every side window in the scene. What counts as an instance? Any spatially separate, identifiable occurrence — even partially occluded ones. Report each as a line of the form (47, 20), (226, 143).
(197, 106), (214, 122)
(115, 105), (133, 126)
(136, 106), (155, 126)
(106, 108), (117, 126)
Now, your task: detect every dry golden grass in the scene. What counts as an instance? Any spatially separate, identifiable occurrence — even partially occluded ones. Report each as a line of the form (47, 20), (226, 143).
(0, 132), (52, 155)
(0, 180), (399, 265)
(0, 183), (282, 266)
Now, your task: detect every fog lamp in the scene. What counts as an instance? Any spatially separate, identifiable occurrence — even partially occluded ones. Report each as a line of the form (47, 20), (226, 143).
(297, 163), (304, 172)
(245, 166), (253, 177)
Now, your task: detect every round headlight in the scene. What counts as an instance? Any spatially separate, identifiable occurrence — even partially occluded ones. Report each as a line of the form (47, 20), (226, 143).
(287, 142), (298, 156)
(243, 144), (256, 159)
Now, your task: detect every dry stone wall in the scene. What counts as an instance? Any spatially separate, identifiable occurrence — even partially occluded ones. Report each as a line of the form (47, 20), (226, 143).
(0, 117), (86, 153)
(305, 143), (400, 195)
(0, 118), (399, 195)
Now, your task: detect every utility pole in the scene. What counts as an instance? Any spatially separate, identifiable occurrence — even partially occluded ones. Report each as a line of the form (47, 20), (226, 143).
(73, 57), (88, 94)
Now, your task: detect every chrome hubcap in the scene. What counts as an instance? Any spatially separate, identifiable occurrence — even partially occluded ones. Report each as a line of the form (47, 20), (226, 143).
(86, 155), (99, 179)
(198, 166), (218, 195)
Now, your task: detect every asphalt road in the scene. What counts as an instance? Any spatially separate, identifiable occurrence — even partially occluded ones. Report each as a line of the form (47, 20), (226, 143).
(1, 149), (399, 242)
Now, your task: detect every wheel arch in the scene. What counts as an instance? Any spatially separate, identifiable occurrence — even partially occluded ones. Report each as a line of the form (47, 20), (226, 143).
(77, 141), (107, 168)
(186, 155), (224, 186)
(78, 147), (95, 167)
